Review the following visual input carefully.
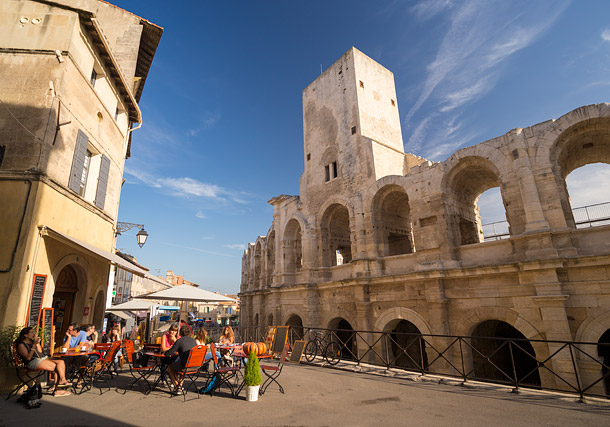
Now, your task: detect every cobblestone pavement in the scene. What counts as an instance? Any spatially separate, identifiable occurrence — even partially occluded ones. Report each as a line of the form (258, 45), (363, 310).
(1, 363), (609, 427)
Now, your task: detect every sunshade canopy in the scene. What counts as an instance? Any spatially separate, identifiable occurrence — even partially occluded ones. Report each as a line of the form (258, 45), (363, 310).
(139, 285), (235, 303)
(105, 299), (159, 312)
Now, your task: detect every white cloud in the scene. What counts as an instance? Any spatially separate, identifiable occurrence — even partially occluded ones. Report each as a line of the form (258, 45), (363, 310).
(163, 242), (236, 258)
(186, 111), (221, 137)
(195, 211), (206, 219)
(602, 29), (610, 41)
(224, 244), (247, 251)
(404, 0), (568, 159)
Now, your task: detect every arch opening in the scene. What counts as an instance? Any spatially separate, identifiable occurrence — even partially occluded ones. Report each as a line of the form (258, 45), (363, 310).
(321, 204), (352, 267)
(384, 319), (428, 371)
(329, 318), (357, 361)
(471, 320), (541, 387)
(373, 186), (414, 256)
(597, 328), (610, 396)
(254, 242), (262, 289)
(284, 219), (302, 273)
(566, 163), (610, 228)
(479, 187), (510, 241)
(266, 230), (275, 286)
(286, 314), (304, 341)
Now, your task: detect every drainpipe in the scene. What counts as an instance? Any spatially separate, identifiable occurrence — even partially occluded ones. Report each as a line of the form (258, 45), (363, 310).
(0, 179), (32, 273)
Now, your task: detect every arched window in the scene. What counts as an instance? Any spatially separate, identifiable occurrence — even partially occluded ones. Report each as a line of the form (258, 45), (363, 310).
(566, 163), (610, 228)
(321, 204), (352, 266)
(254, 241), (262, 289)
(373, 185), (414, 256)
(284, 219), (302, 273)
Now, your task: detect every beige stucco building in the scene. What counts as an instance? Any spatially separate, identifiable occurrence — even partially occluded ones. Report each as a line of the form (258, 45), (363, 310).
(0, 0), (161, 350)
(240, 48), (610, 392)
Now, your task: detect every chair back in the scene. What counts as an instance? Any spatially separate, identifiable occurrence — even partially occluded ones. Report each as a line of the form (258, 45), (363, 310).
(104, 340), (121, 363)
(183, 345), (207, 370)
(12, 343), (26, 368)
(210, 343), (219, 366)
(124, 340), (136, 363)
(94, 343), (111, 353)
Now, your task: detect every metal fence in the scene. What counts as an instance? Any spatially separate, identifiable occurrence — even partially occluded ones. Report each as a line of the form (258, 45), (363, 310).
(482, 201), (610, 240)
(232, 325), (610, 401)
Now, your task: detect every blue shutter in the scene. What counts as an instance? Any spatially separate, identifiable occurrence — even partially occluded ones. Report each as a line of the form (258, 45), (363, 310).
(68, 130), (88, 193)
(94, 154), (110, 209)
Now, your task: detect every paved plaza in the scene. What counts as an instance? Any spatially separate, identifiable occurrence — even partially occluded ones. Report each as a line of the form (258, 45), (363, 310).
(1, 363), (609, 427)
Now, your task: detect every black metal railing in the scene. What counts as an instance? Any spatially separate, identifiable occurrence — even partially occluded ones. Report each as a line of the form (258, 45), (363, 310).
(482, 201), (610, 240)
(232, 325), (610, 401)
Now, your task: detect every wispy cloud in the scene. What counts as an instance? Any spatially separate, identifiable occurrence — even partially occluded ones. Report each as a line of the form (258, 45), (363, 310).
(602, 29), (610, 42)
(187, 111), (222, 137)
(124, 165), (252, 204)
(224, 244), (246, 251)
(195, 211), (206, 219)
(405, 0), (568, 158)
(162, 241), (236, 258)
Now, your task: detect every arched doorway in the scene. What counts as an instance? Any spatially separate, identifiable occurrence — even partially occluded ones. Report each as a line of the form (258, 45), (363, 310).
(52, 264), (79, 350)
(373, 186), (414, 256)
(384, 319), (428, 371)
(598, 328), (610, 396)
(286, 314), (304, 341)
(470, 320), (541, 387)
(329, 318), (357, 361)
(321, 204), (352, 266)
(92, 290), (105, 329)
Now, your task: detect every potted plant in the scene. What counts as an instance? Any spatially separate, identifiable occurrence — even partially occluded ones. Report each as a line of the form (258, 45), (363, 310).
(243, 350), (262, 402)
(0, 325), (22, 394)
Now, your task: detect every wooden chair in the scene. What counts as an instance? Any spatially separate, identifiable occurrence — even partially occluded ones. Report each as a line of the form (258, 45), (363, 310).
(122, 340), (156, 395)
(205, 343), (240, 396)
(170, 345), (208, 401)
(260, 342), (290, 395)
(5, 344), (45, 400)
(75, 340), (121, 395)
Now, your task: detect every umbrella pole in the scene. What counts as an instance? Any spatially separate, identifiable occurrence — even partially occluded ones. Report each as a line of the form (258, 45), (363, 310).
(179, 301), (186, 327)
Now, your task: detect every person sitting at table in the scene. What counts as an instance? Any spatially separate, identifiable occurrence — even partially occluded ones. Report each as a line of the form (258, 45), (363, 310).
(62, 323), (88, 349)
(195, 328), (219, 363)
(15, 327), (71, 397)
(161, 323), (180, 352)
(106, 324), (122, 374)
(219, 326), (235, 345)
(165, 325), (197, 393)
(85, 324), (98, 344)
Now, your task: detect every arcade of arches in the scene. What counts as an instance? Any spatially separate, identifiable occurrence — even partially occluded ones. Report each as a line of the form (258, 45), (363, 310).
(240, 50), (610, 394)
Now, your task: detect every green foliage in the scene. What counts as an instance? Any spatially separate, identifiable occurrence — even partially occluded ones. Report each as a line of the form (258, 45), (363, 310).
(244, 351), (262, 386)
(0, 325), (22, 367)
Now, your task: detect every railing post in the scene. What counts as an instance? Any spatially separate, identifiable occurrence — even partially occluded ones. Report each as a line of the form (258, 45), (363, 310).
(459, 337), (467, 384)
(569, 344), (585, 403)
(508, 340), (519, 394)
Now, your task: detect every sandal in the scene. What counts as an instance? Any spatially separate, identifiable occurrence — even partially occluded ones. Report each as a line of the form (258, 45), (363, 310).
(54, 390), (71, 397)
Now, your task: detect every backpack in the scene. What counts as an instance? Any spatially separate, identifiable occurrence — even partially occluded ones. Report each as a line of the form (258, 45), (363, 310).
(18, 383), (42, 409)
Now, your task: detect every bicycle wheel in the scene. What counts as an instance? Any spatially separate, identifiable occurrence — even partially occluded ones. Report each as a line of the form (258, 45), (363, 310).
(324, 341), (341, 365)
(304, 340), (318, 362)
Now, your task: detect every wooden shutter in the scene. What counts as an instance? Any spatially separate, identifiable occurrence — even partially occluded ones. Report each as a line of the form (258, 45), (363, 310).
(68, 130), (89, 193)
(94, 154), (110, 209)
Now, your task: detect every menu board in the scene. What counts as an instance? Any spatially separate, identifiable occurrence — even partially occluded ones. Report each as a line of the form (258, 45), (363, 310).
(272, 326), (289, 354)
(41, 308), (54, 355)
(289, 340), (305, 363)
(27, 275), (47, 327)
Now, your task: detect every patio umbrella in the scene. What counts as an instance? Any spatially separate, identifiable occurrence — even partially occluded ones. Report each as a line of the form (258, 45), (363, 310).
(139, 285), (235, 326)
(105, 299), (159, 312)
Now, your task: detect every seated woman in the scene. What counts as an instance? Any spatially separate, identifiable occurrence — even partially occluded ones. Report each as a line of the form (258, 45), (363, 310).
(195, 328), (219, 362)
(218, 326), (235, 345)
(161, 323), (180, 352)
(15, 327), (71, 397)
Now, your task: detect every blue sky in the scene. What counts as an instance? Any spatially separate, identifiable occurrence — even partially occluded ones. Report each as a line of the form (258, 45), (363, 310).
(112, 0), (610, 294)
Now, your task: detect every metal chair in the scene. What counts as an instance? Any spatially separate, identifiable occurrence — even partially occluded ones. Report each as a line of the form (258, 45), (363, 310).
(170, 345), (208, 401)
(75, 340), (121, 395)
(5, 344), (45, 400)
(205, 343), (240, 396)
(122, 340), (156, 395)
(260, 342), (290, 395)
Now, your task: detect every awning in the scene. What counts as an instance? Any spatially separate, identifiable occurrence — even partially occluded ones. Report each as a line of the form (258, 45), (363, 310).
(158, 305), (179, 312)
(106, 299), (158, 312)
(40, 226), (170, 288)
(139, 285), (236, 303)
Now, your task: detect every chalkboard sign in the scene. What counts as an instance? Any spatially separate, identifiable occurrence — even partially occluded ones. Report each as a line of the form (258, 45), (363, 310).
(27, 275), (47, 327)
(289, 340), (305, 363)
(41, 308), (54, 355)
(272, 326), (289, 354)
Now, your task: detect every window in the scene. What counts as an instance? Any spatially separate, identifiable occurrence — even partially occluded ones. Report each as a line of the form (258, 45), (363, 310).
(90, 69), (97, 87)
(325, 161), (338, 182)
(68, 130), (110, 210)
(115, 107), (119, 121)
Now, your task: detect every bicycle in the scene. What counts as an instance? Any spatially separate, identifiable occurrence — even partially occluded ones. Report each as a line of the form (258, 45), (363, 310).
(304, 330), (341, 365)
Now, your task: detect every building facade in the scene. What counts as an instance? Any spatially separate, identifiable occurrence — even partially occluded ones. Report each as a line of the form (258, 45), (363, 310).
(0, 0), (161, 350)
(240, 48), (610, 392)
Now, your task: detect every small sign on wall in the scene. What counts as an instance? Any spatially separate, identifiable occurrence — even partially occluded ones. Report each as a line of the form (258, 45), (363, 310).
(83, 307), (90, 316)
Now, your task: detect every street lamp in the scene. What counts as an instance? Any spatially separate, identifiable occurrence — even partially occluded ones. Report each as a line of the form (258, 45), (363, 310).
(116, 222), (148, 248)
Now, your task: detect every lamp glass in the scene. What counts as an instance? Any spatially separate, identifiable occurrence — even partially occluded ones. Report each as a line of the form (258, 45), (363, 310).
(136, 228), (148, 248)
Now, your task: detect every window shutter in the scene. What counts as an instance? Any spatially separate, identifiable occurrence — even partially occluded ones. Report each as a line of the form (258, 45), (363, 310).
(94, 154), (110, 209)
(68, 130), (88, 193)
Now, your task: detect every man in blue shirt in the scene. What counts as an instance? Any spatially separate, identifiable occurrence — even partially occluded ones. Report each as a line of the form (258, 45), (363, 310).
(62, 323), (88, 349)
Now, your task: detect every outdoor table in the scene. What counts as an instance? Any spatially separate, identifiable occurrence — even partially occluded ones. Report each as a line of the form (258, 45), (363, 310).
(145, 352), (173, 392)
(53, 349), (99, 384)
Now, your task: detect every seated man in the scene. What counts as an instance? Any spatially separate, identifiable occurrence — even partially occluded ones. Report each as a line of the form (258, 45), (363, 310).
(15, 327), (71, 397)
(62, 323), (88, 349)
(164, 325), (197, 393)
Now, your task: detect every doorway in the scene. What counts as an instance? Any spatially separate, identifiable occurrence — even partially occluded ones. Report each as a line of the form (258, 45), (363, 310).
(52, 264), (79, 350)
